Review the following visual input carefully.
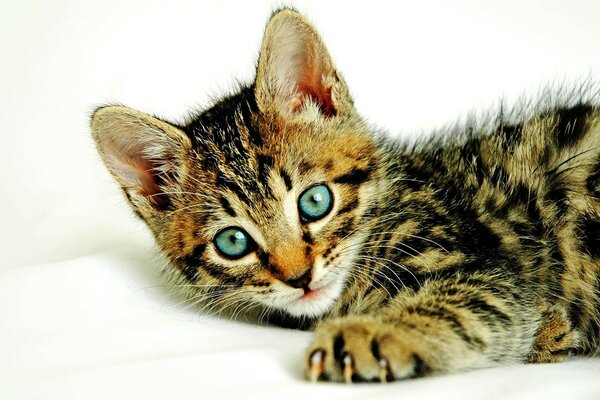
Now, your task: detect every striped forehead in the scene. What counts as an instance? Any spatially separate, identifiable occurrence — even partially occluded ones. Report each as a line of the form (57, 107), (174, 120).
(185, 107), (281, 215)
(188, 95), (259, 161)
(182, 87), (375, 224)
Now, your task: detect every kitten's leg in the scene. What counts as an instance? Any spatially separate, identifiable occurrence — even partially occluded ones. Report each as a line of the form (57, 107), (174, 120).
(306, 277), (540, 382)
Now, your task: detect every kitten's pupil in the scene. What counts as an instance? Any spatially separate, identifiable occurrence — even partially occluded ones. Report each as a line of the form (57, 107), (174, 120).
(214, 227), (251, 259)
(298, 184), (333, 222)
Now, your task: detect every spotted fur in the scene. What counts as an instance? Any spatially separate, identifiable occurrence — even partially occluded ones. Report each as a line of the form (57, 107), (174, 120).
(92, 9), (600, 383)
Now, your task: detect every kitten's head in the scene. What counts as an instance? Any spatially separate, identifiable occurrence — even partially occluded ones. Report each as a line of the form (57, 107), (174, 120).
(92, 9), (380, 318)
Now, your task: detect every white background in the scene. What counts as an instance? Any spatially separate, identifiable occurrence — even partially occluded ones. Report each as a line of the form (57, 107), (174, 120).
(2, 1), (600, 399)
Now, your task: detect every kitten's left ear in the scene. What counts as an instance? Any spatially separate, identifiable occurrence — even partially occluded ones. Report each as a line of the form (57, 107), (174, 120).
(255, 9), (354, 119)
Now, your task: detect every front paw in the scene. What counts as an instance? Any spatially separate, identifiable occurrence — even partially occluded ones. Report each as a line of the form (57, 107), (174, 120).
(306, 316), (432, 383)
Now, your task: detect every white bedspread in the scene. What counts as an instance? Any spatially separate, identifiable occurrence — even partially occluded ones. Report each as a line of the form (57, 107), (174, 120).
(2, 1), (600, 399)
(3, 248), (600, 400)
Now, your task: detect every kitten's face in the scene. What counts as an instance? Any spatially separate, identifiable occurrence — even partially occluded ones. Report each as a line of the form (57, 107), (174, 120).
(170, 101), (378, 317)
(92, 10), (379, 318)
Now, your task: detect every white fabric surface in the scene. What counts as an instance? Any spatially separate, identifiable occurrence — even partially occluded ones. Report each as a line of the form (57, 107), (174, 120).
(2, 1), (600, 399)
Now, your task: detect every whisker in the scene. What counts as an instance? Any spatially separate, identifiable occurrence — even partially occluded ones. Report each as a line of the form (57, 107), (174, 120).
(354, 254), (419, 288)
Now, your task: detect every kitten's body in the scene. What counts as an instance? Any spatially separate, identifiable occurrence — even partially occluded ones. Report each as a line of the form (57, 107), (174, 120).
(92, 10), (600, 382)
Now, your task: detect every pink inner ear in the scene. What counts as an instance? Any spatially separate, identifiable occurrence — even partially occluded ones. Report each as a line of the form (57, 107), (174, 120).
(296, 79), (337, 117)
(109, 141), (171, 209)
(289, 50), (337, 117)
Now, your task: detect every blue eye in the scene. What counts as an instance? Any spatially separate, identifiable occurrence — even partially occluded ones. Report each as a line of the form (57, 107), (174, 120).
(298, 184), (333, 222)
(214, 227), (253, 259)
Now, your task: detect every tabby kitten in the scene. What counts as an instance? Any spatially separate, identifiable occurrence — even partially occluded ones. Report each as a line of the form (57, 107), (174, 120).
(92, 9), (600, 383)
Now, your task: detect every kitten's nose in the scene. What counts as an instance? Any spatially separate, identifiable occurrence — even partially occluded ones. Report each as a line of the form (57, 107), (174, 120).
(286, 268), (312, 291)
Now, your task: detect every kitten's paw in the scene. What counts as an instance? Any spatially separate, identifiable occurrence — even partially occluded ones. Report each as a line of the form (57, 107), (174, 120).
(306, 316), (431, 383)
(528, 304), (581, 363)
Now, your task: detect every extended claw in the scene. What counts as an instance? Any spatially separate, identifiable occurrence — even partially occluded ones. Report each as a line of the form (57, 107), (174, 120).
(309, 350), (325, 382)
(378, 358), (390, 383)
(342, 353), (353, 383)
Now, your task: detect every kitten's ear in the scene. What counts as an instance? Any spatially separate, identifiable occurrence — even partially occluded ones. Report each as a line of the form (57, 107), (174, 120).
(91, 106), (191, 212)
(255, 9), (354, 119)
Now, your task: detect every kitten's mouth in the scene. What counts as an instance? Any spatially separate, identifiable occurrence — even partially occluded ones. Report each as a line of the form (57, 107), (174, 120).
(269, 263), (351, 318)
(299, 287), (323, 300)
(294, 280), (333, 303)
(276, 278), (342, 318)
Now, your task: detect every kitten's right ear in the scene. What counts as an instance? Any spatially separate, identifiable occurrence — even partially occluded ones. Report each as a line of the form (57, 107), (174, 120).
(91, 106), (191, 213)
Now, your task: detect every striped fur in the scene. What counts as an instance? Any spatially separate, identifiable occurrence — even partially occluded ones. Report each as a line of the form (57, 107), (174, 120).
(91, 9), (600, 383)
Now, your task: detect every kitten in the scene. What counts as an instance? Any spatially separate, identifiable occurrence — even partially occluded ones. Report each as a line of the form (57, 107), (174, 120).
(91, 9), (600, 383)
